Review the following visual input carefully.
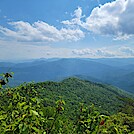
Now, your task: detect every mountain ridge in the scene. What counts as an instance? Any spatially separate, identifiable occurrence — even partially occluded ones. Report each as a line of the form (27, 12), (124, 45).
(1, 58), (134, 93)
(33, 77), (134, 115)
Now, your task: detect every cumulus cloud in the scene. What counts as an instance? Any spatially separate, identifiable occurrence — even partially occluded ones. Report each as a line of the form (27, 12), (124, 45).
(0, 0), (134, 42)
(0, 21), (85, 42)
(84, 0), (134, 39)
(61, 7), (83, 26)
(63, 0), (134, 40)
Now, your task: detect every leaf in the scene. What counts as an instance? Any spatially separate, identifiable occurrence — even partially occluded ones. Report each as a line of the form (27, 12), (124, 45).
(39, 111), (43, 116)
(30, 110), (39, 116)
(31, 98), (37, 102)
(48, 117), (54, 120)
(32, 127), (39, 132)
(62, 100), (65, 105)
(114, 127), (119, 133)
(87, 118), (91, 123)
(33, 89), (37, 94)
(22, 123), (28, 132)
(13, 93), (17, 99)
(23, 105), (29, 110)
(19, 124), (23, 130)
(22, 114), (27, 118)
(61, 106), (64, 111)
(8, 102), (12, 109)
(17, 102), (26, 109)
(0, 114), (7, 120)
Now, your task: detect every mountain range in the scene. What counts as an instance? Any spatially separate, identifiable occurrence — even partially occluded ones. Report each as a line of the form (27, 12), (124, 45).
(0, 58), (134, 93)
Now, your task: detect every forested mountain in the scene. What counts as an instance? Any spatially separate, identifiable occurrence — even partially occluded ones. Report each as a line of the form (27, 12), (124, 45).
(0, 58), (134, 93)
(0, 74), (134, 133)
(35, 77), (134, 115)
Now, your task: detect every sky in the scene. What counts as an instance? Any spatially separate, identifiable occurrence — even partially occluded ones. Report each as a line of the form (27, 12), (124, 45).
(0, 0), (134, 61)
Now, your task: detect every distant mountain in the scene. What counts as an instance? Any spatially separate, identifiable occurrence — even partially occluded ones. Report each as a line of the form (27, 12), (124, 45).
(110, 72), (134, 93)
(73, 74), (104, 83)
(0, 58), (121, 82)
(74, 73), (134, 94)
(0, 58), (134, 93)
(89, 58), (134, 67)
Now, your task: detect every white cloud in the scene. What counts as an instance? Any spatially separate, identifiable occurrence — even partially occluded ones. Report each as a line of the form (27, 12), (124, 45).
(72, 46), (134, 58)
(113, 33), (131, 40)
(62, 0), (134, 40)
(1, 0), (134, 42)
(119, 46), (134, 56)
(0, 0), (134, 45)
(0, 40), (74, 61)
(72, 48), (93, 56)
(1, 39), (134, 61)
(72, 48), (115, 58)
(83, 1), (123, 33)
(0, 21), (85, 42)
(74, 6), (83, 19)
(96, 49), (115, 57)
(61, 7), (83, 26)
(83, 0), (134, 39)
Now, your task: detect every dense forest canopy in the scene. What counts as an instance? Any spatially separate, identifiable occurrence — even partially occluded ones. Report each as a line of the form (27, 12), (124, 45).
(0, 72), (134, 133)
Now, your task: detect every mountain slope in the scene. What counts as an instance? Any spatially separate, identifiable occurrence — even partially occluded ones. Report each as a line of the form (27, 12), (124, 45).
(34, 77), (133, 115)
(0, 75), (134, 133)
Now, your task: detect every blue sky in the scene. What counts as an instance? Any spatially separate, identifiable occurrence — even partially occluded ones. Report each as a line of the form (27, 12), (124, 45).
(0, 0), (134, 61)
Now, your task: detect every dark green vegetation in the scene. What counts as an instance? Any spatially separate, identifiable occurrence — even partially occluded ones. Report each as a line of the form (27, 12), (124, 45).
(0, 73), (134, 133)
(1, 58), (134, 93)
(37, 77), (133, 115)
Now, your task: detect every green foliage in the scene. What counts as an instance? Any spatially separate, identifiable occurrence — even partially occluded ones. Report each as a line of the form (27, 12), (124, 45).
(99, 112), (134, 134)
(0, 73), (67, 134)
(75, 104), (108, 133)
(0, 84), (67, 133)
(36, 77), (133, 116)
(75, 105), (134, 134)
(0, 73), (134, 133)
(0, 72), (13, 88)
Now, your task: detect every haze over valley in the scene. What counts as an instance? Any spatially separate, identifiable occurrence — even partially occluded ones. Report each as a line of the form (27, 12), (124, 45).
(1, 58), (134, 93)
